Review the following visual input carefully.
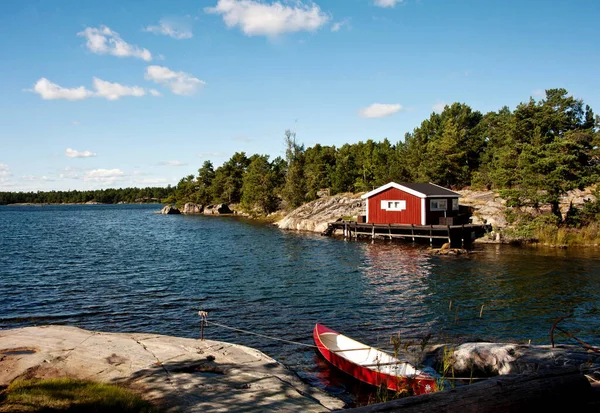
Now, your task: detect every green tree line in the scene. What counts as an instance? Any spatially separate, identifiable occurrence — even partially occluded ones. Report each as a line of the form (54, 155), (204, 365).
(0, 186), (175, 205)
(169, 88), (600, 221)
(4, 88), (599, 226)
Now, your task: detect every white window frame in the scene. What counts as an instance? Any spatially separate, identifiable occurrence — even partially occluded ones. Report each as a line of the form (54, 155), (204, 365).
(430, 199), (447, 211)
(452, 198), (459, 211)
(380, 200), (407, 211)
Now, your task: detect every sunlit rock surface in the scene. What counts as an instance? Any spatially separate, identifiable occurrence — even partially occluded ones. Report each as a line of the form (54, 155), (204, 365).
(0, 326), (343, 413)
(276, 194), (365, 233)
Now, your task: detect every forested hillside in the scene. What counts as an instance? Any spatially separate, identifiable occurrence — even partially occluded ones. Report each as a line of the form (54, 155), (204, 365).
(0, 186), (175, 205)
(5, 88), (599, 234)
(170, 89), (600, 224)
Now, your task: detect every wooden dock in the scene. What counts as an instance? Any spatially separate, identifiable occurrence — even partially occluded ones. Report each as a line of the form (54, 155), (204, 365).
(322, 221), (489, 247)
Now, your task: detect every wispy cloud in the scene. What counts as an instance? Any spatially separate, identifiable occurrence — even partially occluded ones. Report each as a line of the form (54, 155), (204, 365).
(359, 103), (403, 118)
(145, 65), (205, 95)
(0, 163), (10, 177)
(29, 78), (155, 101)
(532, 89), (544, 98)
(22, 175), (55, 182)
(84, 168), (125, 184)
(158, 160), (187, 166)
(59, 167), (81, 179)
(233, 136), (252, 142)
(78, 25), (152, 61)
(144, 18), (193, 39)
(132, 177), (169, 185)
(197, 152), (227, 158)
(331, 18), (351, 32)
(432, 101), (446, 113)
(205, 0), (330, 37)
(374, 0), (403, 8)
(65, 148), (97, 158)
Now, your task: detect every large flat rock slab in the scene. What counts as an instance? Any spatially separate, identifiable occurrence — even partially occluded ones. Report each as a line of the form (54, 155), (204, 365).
(0, 326), (343, 412)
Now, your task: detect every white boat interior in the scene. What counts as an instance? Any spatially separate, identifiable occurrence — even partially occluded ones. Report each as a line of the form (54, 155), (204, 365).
(319, 331), (422, 377)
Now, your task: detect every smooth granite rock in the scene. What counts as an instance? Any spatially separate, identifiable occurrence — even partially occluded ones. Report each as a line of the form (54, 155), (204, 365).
(0, 326), (343, 413)
(160, 205), (181, 215)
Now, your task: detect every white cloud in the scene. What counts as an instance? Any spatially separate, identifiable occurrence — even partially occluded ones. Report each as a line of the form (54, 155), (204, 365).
(65, 148), (97, 158)
(359, 103), (403, 118)
(0, 163), (10, 177)
(32, 78), (94, 101)
(145, 65), (205, 95)
(149, 89), (162, 97)
(78, 26), (152, 61)
(374, 0), (403, 8)
(84, 168), (125, 184)
(30, 78), (149, 101)
(72, 121), (80, 125)
(92, 77), (145, 100)
(331, 18), (350, 32)
(432, 102), (447, 113)
(144, 18), (193, 39)
(205, 0), (330, 37)
(532, 89), (544, 98)
(159, 160), (187, 166)
(233, 136), (252, 142)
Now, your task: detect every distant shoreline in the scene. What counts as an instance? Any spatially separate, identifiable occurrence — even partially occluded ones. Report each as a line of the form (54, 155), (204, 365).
(4, 202), (163, 206)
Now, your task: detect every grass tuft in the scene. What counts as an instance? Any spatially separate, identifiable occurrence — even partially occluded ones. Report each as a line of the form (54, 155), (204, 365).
(0, 378), (158, 412)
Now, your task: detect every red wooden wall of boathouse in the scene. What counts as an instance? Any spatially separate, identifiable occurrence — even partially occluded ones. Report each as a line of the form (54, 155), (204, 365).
(367, 187), (422, 225)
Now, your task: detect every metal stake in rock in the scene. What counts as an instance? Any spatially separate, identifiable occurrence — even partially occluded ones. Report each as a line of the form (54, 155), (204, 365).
(198, 311), (208, 340)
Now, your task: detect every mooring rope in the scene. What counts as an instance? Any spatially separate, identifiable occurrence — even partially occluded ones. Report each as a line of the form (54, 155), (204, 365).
(207, 320), (319, 348)
(198, 315), (545, 382)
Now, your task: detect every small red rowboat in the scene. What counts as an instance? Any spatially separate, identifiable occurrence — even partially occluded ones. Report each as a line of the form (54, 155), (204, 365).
(313, 323), (437, 395)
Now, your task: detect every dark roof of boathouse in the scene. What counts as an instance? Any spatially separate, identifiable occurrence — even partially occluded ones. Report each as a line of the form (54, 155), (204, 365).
(361, 182), (461, 199)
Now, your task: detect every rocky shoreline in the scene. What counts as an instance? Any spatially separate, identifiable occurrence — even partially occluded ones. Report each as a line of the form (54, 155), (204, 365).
(0, 326), (343, 412)
(272, 188), (598, 245)
(153, 186), (599, 247)
(2, 326), (597, 412)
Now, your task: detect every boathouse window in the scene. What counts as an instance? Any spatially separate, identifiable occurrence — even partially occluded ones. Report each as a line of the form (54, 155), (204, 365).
(452, 198), (459, 211)
(381, 200), (407, 211)
(430, 199), (447, 211)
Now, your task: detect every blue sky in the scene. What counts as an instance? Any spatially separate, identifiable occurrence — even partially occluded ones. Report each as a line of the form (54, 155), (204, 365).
(1, 0), (599, 191)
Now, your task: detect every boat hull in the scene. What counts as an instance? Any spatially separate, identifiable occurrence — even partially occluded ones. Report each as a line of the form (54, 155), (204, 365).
(313, 323), (436, 395)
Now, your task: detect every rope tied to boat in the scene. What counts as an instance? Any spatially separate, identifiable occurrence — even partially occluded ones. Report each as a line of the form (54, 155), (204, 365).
(196, 313), (497, 382)
(197, 311), (318, 348)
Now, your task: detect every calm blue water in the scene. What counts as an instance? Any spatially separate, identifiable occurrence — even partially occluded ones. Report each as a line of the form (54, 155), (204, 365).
(1, 204), (599, 401)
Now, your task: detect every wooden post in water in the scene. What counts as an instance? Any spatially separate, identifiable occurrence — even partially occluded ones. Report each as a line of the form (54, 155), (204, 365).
(411, 224), (415, 242)
(371, 224), (375, 240)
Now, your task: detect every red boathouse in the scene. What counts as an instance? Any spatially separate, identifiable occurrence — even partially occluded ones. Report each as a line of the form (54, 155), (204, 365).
(361, 182), (461, 225)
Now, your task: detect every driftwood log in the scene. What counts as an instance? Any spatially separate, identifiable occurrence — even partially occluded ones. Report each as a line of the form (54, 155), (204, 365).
(345, 367), (593, 413)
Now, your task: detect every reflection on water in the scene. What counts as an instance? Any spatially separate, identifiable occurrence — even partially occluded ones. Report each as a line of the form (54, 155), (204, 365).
(1, 205), (599, 406)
